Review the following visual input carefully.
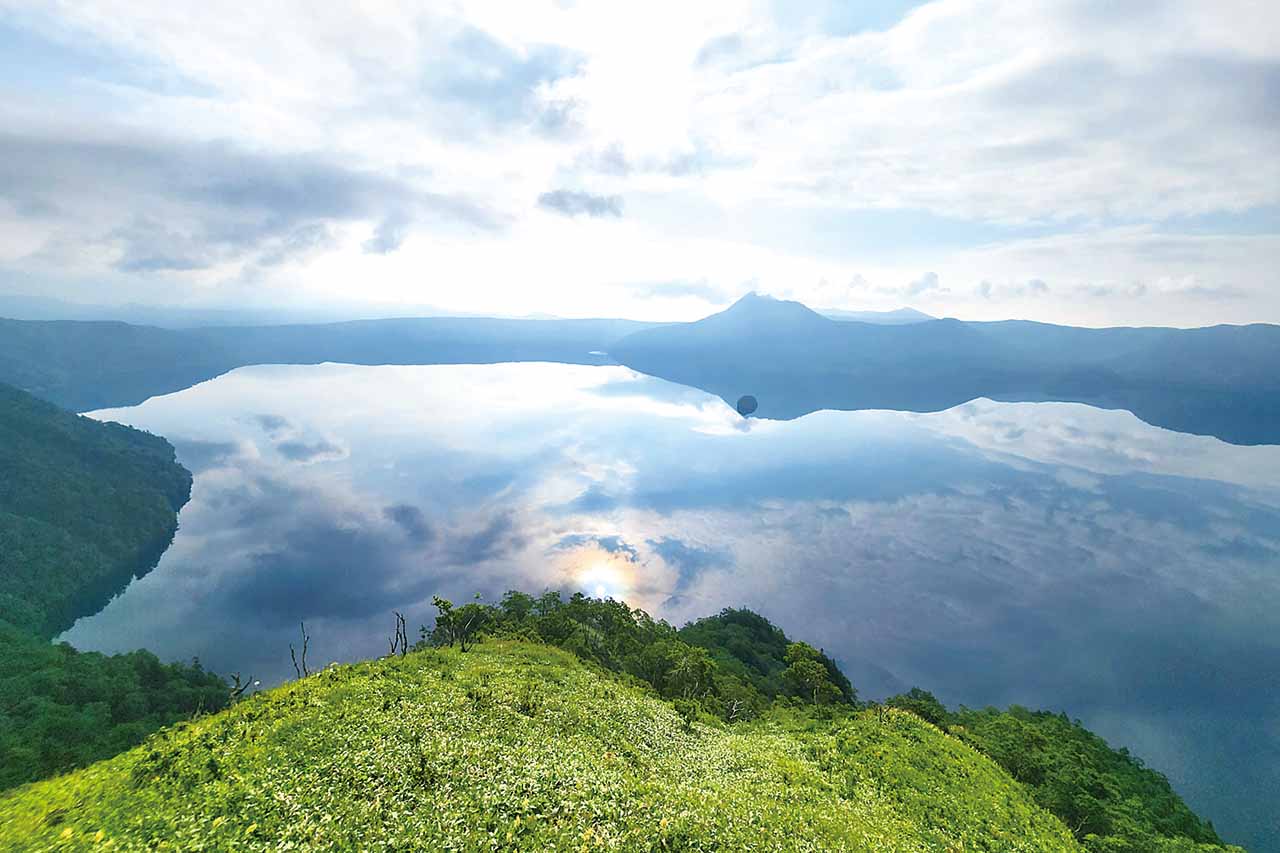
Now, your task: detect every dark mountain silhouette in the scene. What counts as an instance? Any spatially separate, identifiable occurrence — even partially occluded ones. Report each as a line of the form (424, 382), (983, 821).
(0, 316), (658, 412)
(610, 294), (1280, 445)
(4, 297), (1278, 443)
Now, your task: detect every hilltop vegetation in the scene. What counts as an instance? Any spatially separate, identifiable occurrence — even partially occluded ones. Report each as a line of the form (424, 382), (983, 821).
(417, 592), (1244, 853)
(0, 641), (1083, 852)
(0, 576), (1244, 850)
(0, 381), (227, 790)
(887, 690), (1234, 852)
(0, 622), (227, 791)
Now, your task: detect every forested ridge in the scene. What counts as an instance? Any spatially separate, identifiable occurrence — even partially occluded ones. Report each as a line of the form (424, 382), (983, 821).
(0, 381), (227, 790)
(0, 588), (1246, 852)
(410, 591), (1242, 853)
(1, 640), (1085, 852)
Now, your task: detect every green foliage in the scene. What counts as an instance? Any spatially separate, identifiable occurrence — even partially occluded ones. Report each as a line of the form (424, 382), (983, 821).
(781, 642), (844, 705)
(679, 607), (856, 703)
(883, 692), (1244, 853)
(0, 382), (191, 638)
(0, 642), (1085, 852)
(404, 590), (1238, 852)
(420, 591), (850, 721)
(885, 687), (949, 727)
(0, 622), (228, 791)
(427, 594), (491, 652)
(0, 382), (227, 791)
(949, 706), (1242, 853)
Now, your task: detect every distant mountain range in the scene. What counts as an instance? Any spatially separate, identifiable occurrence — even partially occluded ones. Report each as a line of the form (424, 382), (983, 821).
(0, 315), (658, 412)
(819, 306), (934, 324)
(610, 294), (1280, 445)
(2, 294), (1278, 444)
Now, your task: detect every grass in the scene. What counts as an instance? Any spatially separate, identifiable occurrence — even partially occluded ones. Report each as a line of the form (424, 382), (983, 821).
(0, 641), (1082, 852)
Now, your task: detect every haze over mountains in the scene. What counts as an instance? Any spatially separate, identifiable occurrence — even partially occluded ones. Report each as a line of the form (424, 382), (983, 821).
(612, 294), (1280, 445)
(3, 295), (1279, 444)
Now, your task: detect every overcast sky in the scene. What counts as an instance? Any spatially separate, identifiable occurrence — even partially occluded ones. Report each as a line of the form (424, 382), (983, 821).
(1, 0), (1277, 325)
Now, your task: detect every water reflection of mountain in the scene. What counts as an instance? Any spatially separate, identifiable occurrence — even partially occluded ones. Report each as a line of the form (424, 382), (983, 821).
(4, 297), (1278, 444)
(610, 294), (1280, 445)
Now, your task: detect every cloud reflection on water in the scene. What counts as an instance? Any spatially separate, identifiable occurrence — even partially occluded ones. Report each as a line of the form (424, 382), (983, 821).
(67, 362), (1280, 848)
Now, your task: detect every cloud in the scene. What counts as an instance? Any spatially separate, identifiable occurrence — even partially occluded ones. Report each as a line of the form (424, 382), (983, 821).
(537, 189), (623, 218)
(383, 504), (435, 546)
(252, 414), (292, 436)
(976, 278), (1051, 300)
(171, 439), (242, 473)
(0, 131), (501, 276)
(556, 533), (640, 561)
(362, 211), (413, 255)
(275, 438), (347, 463)
(628, 279), (728, 302)
(444, 511), (526, 564)
(0, 0), (1277, 325)
(905, 271), (941, 296)
(425, 26), (585, 134)
(647, 536), (731, 586)
(564, 484), (622, 513)
(694, 33), (744, 68)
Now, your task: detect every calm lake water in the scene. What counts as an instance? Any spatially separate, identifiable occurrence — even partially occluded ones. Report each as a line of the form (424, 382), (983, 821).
(68, 362), (1280, 849)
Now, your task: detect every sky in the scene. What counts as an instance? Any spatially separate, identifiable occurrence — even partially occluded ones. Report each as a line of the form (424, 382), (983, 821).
(0, 0), (1277, 326)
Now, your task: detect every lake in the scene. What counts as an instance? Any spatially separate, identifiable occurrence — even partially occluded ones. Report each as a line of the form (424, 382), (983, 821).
(67, 362), (1280, 849)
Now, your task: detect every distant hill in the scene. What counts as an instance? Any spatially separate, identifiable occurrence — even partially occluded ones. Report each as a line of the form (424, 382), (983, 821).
(821, 306), (934, 324)
(611, 294), (1280, 444)
(5, 300), (1279, 443)
(0, 316), (658, 412)
(0, 641), (1086, 852)
(0, 318), (237, 413)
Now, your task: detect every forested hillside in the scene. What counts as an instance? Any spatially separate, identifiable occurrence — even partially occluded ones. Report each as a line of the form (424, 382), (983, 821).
(886, 689), (1234, 852)
(0, 382), (191, 637)
(422, 592), (1246, 853)
(0, 382), (227, 789)
(0, 318), (234, 412)
(0, 574), (1244, 850)
(0, 641), (1084, 852)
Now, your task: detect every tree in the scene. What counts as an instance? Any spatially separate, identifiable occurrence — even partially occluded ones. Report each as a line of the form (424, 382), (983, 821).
(499, 590), (535, 622)
(885, 688), (949, 727)
(429, 595), (488, 652)
(782, 642), (842, 705)
(666, 644), (716, 700)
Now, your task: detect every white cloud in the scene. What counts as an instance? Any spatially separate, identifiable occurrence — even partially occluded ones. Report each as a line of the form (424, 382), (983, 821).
(0, 0), (1276, 324)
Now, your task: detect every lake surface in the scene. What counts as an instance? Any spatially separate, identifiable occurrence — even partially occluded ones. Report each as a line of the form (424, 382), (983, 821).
(68, 362), (1280, 850)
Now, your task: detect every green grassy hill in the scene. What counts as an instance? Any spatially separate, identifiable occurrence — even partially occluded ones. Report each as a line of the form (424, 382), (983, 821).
(0, 641), (1083, 852)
